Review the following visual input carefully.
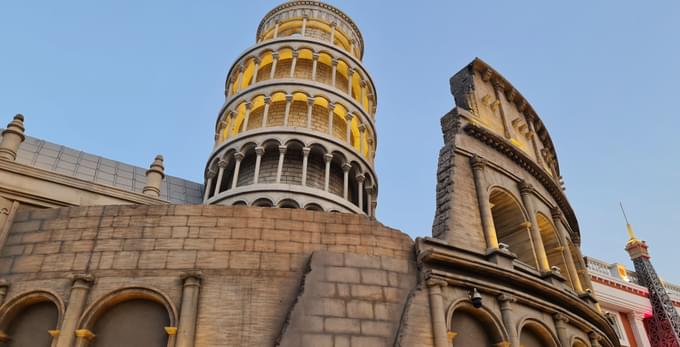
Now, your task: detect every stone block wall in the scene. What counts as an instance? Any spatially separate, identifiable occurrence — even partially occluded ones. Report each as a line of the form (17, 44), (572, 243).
(0, 204), (418, 347)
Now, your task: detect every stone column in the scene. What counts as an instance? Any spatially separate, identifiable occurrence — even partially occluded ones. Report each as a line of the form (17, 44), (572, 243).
(235, 64), (244, 93)
(360, 80), (366, 105)
(350, 39), (356, 57)
(301, 147), (311, 186)
(552, 313), (570, 347)
(143, 155), (165, 198)
(470, 155), (499, 250)
(251, 57), (260, 85)
(526, 120), (542, 166)
(311, 53), (319, 81)
(347, 67), (354, 96)
(262, 96), (271, 127)
(518, 180), (550, 272)
(276, 146), (287, 183)
(356, 174), (365, 210)
(342, 163), (351, 200)
(273, 21), (280, 38)
(301, 15), (308, 36)
(551, 208), (584, 292)
(328, 103), (335, 136)
(213, 159), (228, 196)
(323, 153), (333, 191)
(358, 124), (366, 155)
(306, 97), (315, 129)
(498, 294), (518, 347)
(203, 170), (215, 202)
(230, 152), (244, 189)
(227, 112), (236, 138)
(629, 312), (652, 347)
(242, 102), (252, 132)
(426, 278), (449, 347)
(283, 94), (293, 127)
(331, 59), (338, 87)
(289, 50), (299, 78)
(55, 274), (95, 347)
(366, 186), (374, 217)
(588, 332), (602, 347)
(270, 52), (279, 80)
(0, 114), (26, 161)
(329, 22), (336, 43)
(345, 113), (353, 145)
(175, 272), (202, 347)
(253, 146), (265, 184)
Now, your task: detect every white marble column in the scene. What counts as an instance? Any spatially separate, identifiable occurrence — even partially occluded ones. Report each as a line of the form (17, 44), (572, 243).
(323, 153), (333, 191)
(356, 174), (365, 210)
(270, 52), (279, 79)
(203, 170), (215, 202)
(301, 147), (311, 186)
(262, 96), (271, 127)
(230, 152), (244, 189)
(311, 52), (319, 81)
(242, 102), (252, 132)
(213, 159), (228, 196)
(306, 97), (315, 129)
(328, 102), (335, 136)
(276, 145), (287, 183)
(283, 94), (293, 127)
(359, 124), (366, 155)
(301, 15), (308, 36)
(253, 146), (265, 184)
(342, 163), (351, 199)
(345, 113), (353, 145)
(251, 57), (260, 85)
(347, 67), (354, 96)
(289, 50), (299, 78)
(329, 22), (336, 44)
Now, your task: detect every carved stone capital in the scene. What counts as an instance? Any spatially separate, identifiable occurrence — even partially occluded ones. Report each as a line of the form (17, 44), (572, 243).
(323, 153), (334, 163)
(347, 67), (354, 75)
(342, 163), (352, 172)
(255, 146), (265, 156)
(181, 270), (203, 287)
(332, 59), (338, 66)
(307, 97), (316, 106)
(285, 94), (293, 102)
(292, 50), (299, 58)
(497, 293), (516, 304)
(70, 273), (95, 287)
(344, 113), (354, 122)
(470, 155), (487, 171)
(234, 152), (245, 161)
(264, 96), (272, 104)
(217, 159), (228, 169)
(253, 57), (261, 64)
(358, 124), (366, 133)
(278, 146), (287, 155)
(553, 312), (569, 323)
(245, 102), (252, 110)
(302, 147), (311, 156)
(312, 52), (320, 60)
(518, 180), (534, 195)
(355, 174), (365, 183)
(426, 278), (448, 288)
(272, 51), (280, 59)
(550, 207), (562, 219)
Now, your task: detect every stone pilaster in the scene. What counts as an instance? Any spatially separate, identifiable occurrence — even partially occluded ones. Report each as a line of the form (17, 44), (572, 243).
(471, 155), (499, 250)
(426, 278), (449, 347)
(518, 180), (550, 272)
(498, 294), (518, 347)
(176, 271), (202, 347)
(56, 273), (95, 347)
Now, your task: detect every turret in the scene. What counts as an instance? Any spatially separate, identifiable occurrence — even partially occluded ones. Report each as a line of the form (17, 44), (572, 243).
(0, 114), (26, 161)
(143, 155), (165, 198)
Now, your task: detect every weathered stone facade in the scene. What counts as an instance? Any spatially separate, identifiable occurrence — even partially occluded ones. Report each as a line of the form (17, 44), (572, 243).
(0, 1), (622, 347)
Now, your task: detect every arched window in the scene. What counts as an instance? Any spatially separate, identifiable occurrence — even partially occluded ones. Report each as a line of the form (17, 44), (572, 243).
(536, 213), (573, 288)
(253, 198), (274, 207)
(519, 322), (558, 347)
(3, 301), (59, 347)
(278, 199), (300, 209)
(449, 305), (505, 347)
(89, 299), (170, 347)
(489, 189), (537, 268)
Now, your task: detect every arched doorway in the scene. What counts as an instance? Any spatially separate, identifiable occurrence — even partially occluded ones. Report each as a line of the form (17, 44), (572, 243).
(90, 299), (170, 347)
(4, 301), (59, 347)
(449, 305), (505, 347)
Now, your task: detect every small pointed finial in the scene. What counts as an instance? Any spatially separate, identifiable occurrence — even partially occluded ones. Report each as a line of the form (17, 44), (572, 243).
(143, 154), (165, 198)
(619, 202), (637, 241)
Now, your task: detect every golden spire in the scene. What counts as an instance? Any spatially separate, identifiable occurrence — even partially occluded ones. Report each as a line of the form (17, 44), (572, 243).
(620, 202), (640, 243)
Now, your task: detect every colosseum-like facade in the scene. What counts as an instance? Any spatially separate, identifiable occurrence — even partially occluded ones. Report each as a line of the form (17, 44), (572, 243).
(203, 1), (378, 215)
(0, 1), (622, 347)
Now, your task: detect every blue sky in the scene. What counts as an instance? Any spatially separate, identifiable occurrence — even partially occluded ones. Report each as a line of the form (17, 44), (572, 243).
(2, 1), (679, 282)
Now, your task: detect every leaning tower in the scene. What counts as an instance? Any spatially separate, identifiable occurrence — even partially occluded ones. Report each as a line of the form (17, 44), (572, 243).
(203, 1), (378, 216)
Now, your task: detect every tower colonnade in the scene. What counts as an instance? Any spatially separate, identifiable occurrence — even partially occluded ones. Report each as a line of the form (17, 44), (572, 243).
(204, 0), (379, 215)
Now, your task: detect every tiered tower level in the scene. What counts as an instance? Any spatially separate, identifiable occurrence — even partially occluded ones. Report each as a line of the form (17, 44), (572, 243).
(203, 1), (378, 215)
